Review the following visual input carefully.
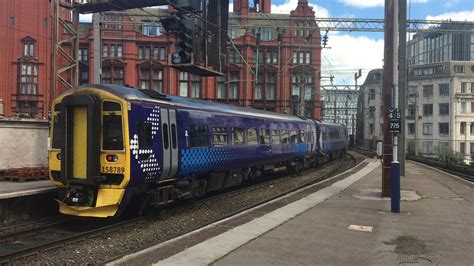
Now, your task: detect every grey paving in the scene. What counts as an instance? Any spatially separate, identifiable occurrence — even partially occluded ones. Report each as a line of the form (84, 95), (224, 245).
(0, 180), (55, 199)
(215, 161), (474, 265)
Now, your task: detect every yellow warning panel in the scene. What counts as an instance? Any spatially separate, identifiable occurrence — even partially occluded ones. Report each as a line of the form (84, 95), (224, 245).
(73, 106), (87, 179)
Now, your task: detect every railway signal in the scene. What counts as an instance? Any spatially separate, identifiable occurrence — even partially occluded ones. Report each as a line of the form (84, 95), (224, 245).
(175, 18), (195, 64)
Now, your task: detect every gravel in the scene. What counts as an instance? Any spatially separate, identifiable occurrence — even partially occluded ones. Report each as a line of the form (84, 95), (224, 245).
(12, 152), (364, 265)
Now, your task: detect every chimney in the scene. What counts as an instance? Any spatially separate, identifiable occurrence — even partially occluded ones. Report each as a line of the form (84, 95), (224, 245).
(261, 0), (271, 13)
(235, 0), (249, 15)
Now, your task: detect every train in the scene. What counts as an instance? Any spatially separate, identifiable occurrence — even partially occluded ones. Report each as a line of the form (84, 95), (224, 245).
(48, 84), (349, 218)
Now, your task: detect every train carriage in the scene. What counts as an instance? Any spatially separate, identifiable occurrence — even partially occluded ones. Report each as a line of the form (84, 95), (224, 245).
(49, 84), (331, 218)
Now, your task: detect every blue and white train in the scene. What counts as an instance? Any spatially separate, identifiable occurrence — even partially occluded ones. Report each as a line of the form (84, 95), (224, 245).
(48, 84), (348, 218)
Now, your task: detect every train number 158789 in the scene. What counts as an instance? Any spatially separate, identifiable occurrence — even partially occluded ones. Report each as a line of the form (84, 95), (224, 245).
(101, 166), (125, 174)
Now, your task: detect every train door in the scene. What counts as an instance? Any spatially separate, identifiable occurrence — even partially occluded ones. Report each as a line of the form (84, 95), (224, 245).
(60, 94), (100, 182)
(160, 108), (179, 180)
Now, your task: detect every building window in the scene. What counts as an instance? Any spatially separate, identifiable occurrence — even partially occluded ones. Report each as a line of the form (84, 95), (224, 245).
(78, 47), (88, 62)
(292, 51), (310, 64)
(422, 104), (433, 116)
(422, 85), (433, 97)
(216, 76), (226, 99)
(179, 71), (188, 97)
(253, 49), (264, 64)
(408, 123), (415, 135)
(229, 48), (241, 63)
(460, 122), (466, 135)
(369, 123), (374, 134)
(254, 71), (263, 100)
(266, 50), (278, 64)
(407, 104), (416, 118)
(461, 102), (467, 113)
(439, 123), (449, 135)
(422, 141), (433, 154)
(79, 68), (89, 85)
(369, 89), (375, 100)
(438, 83), (449, 96)
(471, 123), (474, 134)
(369, 106), (375, 118)
(460, 142), (466, 155)
(471, 82), (474, 93)
(142, 24), (161, 36)
(153, 47), (166, 61)
(138, 46), (151, 60)
(438, 103), (449, 115)
(139, 68), (163, 92)
(266, 72), (276, 100)
(229, 72), (239, 99)
(422, 123), (432, 135)
(19, 63), (38, 95)
(454, 65), (465, 73)
(102, 66), (124, 85)
(191, 74), (201, 98)
(461, 82), (467, 93)
(292, 76), (300, 98)
(104, 14), (123, 30)
(23, 42), (35, 57)
(103, 44), (123, 58)
(471, 102), (474, 113)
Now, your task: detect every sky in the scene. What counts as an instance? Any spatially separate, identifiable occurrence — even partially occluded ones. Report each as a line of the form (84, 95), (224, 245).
(80, 0), (474, 86)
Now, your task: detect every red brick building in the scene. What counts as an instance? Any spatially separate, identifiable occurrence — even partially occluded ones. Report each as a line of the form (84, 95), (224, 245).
(0, 0), (53, 118)
(0, 0), (322, 119)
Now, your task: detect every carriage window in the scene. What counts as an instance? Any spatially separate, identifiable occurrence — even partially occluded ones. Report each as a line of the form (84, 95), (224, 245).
(299, 130), (305, 143)
(232, 127), (245, 145)
(281, 129), (289, 144)
(289, 130), (298, 143)
(260, 128), (270, 144)
(162, 124), (169, 149)
(137, 122), (153, 149)
(52, 112), (62, 149)
(103, 114), (124, 150)
(187, 125), (209, 147)
(272, 130), (281, 144)
(212, 127), (228, 146)
(103, 101), (121, 111)
(247, 128), (258, 145)
(171, 124), (177, 149)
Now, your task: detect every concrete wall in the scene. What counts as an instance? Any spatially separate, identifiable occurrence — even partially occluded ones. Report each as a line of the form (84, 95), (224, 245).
(0, 119), (49, 170)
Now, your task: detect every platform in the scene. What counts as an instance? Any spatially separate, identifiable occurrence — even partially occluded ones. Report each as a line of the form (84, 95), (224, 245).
(0, 180), (57, 223)
(0, 180), (56, 200)
(112, 159), (474, 265)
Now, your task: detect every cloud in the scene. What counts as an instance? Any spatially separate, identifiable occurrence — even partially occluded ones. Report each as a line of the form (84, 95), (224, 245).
(339, 0), (428, 8)
(271, 0), (330, 18)
(321, 34), (384, 85)
(338, 0), (384, 8)
(426, 10), (474, 21)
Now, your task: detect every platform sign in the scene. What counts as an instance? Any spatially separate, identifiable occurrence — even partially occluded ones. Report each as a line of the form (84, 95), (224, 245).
(389, 108), (401, 134)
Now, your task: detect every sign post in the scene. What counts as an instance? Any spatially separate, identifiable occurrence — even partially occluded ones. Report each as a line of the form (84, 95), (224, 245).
(389, 108), (401, 213)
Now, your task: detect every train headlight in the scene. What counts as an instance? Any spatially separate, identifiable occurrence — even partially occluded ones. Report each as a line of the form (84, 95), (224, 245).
(56, 153), (61, 160)
(106, 154), (119, 162)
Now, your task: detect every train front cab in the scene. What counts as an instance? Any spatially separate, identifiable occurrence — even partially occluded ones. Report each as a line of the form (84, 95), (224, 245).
(49, 88), (131, 218)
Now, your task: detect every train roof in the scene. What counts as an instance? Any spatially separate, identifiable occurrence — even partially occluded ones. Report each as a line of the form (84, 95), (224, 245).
(73, 84), (311, 123)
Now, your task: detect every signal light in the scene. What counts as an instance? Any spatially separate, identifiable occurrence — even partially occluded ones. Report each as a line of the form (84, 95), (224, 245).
(173, 18), (195, 64)
(106, 154), (118, 162)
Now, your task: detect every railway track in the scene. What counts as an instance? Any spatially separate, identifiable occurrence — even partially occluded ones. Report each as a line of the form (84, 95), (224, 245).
(2, 153), (360, 265)
(0, 217), (144, 264)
